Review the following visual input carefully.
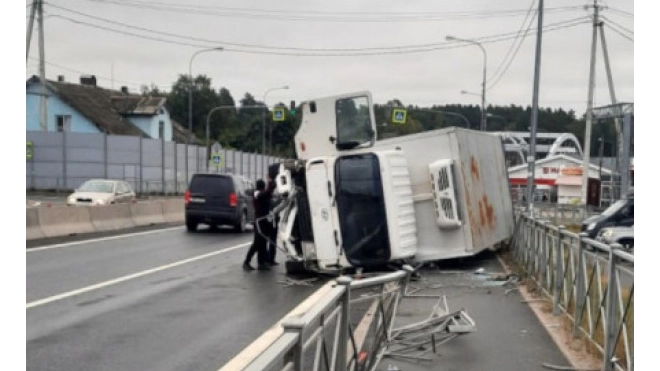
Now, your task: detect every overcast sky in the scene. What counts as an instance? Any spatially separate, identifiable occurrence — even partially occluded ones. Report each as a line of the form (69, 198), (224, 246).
(24, 0), (634, 116)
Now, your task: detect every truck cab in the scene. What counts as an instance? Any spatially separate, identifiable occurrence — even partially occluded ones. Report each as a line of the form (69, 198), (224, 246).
(276, 91), (514, 275)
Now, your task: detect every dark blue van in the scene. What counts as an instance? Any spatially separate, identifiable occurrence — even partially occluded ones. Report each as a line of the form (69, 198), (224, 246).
(184, 173), (255, 232)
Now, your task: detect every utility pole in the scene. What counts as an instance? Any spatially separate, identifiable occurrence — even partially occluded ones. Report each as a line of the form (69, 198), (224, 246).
(598, 23), (623, 181)
(580, 0), (601, 205)
(525, 0), (543, 213)
(26, 0), (37, 64)
(37, 0), (48, 131)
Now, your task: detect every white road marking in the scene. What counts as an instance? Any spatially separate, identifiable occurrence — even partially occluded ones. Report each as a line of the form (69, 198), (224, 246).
(27, 227), (184, 253)
(26, 242), (250, 309)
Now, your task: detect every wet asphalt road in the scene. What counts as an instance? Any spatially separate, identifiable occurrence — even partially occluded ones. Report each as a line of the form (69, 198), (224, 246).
(381, 252), (572, 371)
(27, 222), (576, 371)
(26, 225), (327, 371)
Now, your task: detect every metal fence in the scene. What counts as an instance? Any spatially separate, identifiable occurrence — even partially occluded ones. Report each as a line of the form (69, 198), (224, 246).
(234, 265), (475, 371)
(512, 213), (634, 371)
(242, 270), (411, 371)
(510, 202), (605, 227)
(26, 131), (286, 195)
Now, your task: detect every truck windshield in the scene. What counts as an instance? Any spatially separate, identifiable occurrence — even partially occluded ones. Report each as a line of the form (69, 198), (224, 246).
(335, 96), (373, 150)
(334, 154), (390, 267)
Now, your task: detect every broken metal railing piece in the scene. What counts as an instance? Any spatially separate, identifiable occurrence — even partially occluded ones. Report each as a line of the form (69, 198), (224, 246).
(379, 268), (477, 364)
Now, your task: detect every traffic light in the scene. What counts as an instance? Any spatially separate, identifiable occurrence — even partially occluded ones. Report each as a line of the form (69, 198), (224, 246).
(290, 100), (297, 115)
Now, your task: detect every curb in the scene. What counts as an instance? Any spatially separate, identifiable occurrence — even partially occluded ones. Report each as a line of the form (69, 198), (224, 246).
(495, 252), (601, 371)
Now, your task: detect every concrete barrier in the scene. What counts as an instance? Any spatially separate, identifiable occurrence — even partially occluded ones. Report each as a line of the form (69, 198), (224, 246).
(26, 208), (45, 240)
(130, 201), (166, 226)
(26, 199), (185, 241)
(39, 206), (95, 238)
(162, 199), (185, 223)
(89, 203), (136, 232)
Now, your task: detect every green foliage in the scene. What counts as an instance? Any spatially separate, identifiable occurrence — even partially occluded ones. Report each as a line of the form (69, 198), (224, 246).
(161, 73), (592, 159)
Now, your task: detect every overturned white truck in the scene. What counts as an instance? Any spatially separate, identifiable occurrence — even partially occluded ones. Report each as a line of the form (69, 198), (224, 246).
(272, 91), (515, 275)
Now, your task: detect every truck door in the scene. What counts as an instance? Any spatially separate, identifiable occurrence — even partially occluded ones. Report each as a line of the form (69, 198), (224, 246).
(306, 158), (342, 269)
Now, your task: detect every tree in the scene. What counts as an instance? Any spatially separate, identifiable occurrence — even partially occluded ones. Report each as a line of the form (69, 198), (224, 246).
(207, 87), (238, 147)
(165, 74), (219, 141)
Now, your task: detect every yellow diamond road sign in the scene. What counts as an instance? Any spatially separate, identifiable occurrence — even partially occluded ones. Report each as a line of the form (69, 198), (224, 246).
(392, 108), (407, 124)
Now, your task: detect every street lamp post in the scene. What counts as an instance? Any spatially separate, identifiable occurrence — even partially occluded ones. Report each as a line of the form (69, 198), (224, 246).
(425, 109), (471, 129)
(486, 113), (506, 131)
(446, 36), (487, 131)
(188, 47), (223, 145)
(261, 86), (289, 156)
(206, 106), (231, 147)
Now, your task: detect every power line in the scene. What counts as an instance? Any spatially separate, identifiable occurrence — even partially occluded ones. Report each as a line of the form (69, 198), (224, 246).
(605, 6), (633, 18)
(602, 22), (633, 42)
(486, 14), (538, 92)
(601, 15), (633, 35)
(486, 0), (536, 82)
(47, 6), (591, 56)
(77, 0), (584, 23)
(27, 56), (173, 89)
(48, 3), (468, 52)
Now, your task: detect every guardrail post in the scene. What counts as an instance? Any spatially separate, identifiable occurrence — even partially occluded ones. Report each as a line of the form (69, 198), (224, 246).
(603, 243), (621, 371)
(526, 219), (537, 275)
(573, 232), (588, 338)
(553, 226), (565, 315)
(282, 318), (307, 371)
(336, 276), (352, 371)
(390, 265), (415, 335)
(540, 221), (548, 287)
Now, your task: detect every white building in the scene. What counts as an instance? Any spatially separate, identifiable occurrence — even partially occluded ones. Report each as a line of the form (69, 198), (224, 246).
(507, 154), (613, 205)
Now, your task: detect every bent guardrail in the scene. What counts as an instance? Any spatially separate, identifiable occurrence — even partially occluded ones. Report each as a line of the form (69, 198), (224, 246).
(232, 265), (476, 371)
(512, 213), (633, 371)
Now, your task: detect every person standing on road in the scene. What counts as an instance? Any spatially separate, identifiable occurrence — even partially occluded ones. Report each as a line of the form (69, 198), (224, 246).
(266, 164), (281, 266)
(243, 177), (275, 271)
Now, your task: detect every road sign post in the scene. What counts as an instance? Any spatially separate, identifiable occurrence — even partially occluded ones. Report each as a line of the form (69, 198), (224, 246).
(208, 141), (223, 173)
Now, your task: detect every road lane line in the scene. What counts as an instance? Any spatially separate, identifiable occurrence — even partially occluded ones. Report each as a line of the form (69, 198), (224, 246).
(27, 227), (185, 253)
(26, 242), (250, 309)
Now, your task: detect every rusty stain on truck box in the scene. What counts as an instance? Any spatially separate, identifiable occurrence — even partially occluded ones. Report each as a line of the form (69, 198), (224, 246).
(479, 195), (495, 229)
(470, 156), (480, 181)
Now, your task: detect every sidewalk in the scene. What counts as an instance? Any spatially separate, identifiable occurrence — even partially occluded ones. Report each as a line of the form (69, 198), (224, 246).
(377, 249), (600, 371)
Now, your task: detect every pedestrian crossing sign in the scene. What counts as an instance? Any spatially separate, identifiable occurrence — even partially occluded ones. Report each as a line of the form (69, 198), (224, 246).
(273, 108), (285, 122)
(392, 108), (407, 124)
(209, 151), (223, 170)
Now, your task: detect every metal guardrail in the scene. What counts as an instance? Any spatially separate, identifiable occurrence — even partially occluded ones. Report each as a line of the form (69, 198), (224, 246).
(243, 269), (411, 371)
(512, 213), (634, 371)
(513, 203), (603, 226)
(238, 265), (476, 371)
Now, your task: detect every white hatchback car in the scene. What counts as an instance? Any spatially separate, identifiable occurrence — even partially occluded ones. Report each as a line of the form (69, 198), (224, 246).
(67, 179), (136, 206)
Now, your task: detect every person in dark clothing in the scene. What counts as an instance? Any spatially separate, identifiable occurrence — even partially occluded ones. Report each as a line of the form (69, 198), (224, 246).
(243, 178), (275, 271)
(266, 163), (281, 266)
